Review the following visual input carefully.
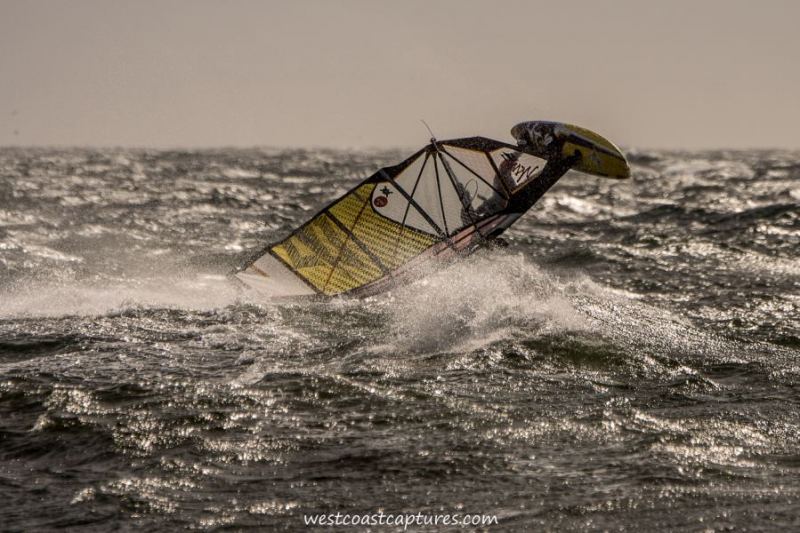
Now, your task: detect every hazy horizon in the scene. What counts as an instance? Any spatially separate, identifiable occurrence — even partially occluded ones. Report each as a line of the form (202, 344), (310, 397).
(2, 0), (799, 150)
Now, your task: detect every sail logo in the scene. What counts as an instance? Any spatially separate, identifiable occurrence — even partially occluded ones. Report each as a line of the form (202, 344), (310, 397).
(373, 184), (393, 208)
(500, 152), (540, 187)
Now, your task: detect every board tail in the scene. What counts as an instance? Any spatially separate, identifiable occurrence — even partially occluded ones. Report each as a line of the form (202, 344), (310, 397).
(511, 121), (630, 179)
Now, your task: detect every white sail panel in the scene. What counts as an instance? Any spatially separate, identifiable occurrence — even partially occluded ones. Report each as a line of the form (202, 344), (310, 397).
(371, 153), (447, 236)
(435, 164), (482, 232)
(439, 145), (508, 220)
(235, 253), (316, 297)
(488, 148), (548, 192)
(369, 154), (431, 231)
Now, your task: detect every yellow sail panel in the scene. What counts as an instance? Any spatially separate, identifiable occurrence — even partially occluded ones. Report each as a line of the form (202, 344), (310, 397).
(270, 213), (377, 295)
(271, 191), (417, 295)
(323, 238), (384, 294)
(271, 235), (333, 293)
(327, 183), (437, 271)
(351, 207), (436, 269)
(326, 183), (373, 227)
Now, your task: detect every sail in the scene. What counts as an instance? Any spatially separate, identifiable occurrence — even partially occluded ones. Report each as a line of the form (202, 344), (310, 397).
(235, 137), (549, 297)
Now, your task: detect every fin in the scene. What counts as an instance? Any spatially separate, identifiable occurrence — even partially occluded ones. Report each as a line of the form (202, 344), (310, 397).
(511, 121), (630, 179)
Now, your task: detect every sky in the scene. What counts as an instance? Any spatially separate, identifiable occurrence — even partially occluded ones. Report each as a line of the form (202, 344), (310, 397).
(1, 0), (799, 149)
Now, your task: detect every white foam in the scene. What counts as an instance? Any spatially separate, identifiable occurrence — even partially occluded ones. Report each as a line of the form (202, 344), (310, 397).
(381, 252), (591, 353)
(0, 273), (245, 318)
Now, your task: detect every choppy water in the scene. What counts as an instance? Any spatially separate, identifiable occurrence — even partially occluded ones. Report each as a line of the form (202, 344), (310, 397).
(0, 147), (798, 531)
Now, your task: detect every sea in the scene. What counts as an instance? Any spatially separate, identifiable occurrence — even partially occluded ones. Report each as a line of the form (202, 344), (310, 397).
(0, 147), (798, 531)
